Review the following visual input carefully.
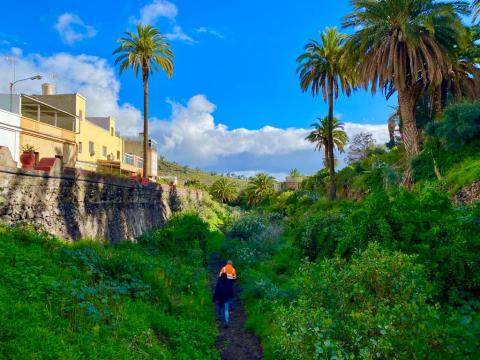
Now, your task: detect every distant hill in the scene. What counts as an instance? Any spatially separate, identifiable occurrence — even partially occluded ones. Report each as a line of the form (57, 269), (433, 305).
(157, 158), (248, 187)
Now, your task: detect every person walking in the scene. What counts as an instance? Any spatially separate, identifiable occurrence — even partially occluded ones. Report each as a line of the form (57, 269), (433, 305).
(219, 260), (237, 284)
(213, 272), (234, 328)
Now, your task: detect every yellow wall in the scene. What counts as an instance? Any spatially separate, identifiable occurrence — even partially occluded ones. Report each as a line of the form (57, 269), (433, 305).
(37, 94), (124, 171)
(20, 116), (76, 166)
(76, 116), (124, 169)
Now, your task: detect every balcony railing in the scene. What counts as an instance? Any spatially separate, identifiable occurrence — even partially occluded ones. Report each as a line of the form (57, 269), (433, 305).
(124, 153), (143, 168)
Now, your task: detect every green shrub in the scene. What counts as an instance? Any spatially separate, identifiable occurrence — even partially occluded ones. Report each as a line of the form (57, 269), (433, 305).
(293, 211), (345, 261)
(336, 186), (480, 304)
(227, 214), (268, 240)
(139, 213), (214, 265)
(428, 101), (480, 149)
(268, 244), (479, 359)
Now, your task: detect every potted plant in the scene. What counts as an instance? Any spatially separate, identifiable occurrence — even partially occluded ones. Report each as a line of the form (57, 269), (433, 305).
(20, 144), (36, 170)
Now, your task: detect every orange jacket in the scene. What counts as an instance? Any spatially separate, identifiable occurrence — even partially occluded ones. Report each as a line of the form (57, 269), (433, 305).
(219, 264), (237, 280)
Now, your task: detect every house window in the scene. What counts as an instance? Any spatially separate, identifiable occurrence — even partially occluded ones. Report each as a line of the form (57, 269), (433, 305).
(116, 151), (120, 160)
(111, 127), (114, 136)
(78, 142), (83, 154)
(89, 141), (94, 155)
(102, 146), (107, 157)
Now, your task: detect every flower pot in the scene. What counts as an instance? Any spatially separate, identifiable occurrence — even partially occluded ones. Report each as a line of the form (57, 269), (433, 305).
(20, 152), (36, 170)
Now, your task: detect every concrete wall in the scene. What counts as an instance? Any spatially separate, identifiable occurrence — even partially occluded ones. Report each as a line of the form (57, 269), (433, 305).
(0, 108), (21, 164)
(20, 116), (76, 166)
(0, 166), (203, 242)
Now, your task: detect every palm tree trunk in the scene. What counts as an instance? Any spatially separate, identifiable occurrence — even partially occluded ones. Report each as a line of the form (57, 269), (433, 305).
(327, 76), (336, 201)
(143, 72), (149, 179)
(398, 88), (420, 185)
(324, 146), (329, 169)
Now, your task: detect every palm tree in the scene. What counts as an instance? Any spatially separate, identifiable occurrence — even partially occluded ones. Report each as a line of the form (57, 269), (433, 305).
(438, 26), (480, 112)
(289, 168), (302, 177)
(387, 109), (401, 145)
(113, 24), (174, 178)
(297, 27), (354, 201)
(343, 0), (469, 178)
(244, 173), (275, 206)
(210, 178), (238, 203)
(474, 0), (480, 22)
(305, 116), (348, 168)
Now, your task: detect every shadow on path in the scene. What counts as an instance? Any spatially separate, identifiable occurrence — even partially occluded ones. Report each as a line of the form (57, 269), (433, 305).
(210, 253), (263, 360)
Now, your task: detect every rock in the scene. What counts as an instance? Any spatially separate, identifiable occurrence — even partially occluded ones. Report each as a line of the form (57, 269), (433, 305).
(455, 180), (480, 205)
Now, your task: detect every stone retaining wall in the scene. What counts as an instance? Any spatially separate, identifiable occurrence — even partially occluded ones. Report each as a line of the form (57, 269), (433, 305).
(0, 166), (203, 242)
(455, 180), (480, 205)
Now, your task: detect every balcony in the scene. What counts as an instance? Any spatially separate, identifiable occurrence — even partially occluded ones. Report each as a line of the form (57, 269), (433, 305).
(20, 95), (77, 133)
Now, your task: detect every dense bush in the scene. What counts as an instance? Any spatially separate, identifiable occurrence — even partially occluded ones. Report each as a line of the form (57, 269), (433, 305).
(269, 244), (480, 359)
(336, 187), (480, 303)
(293, 211), (345, 261)
(227, 214), (268, 240)
(428, 101), (480, 149)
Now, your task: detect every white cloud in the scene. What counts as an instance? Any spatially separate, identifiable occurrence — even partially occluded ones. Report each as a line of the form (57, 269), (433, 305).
(150, 95), (389, 175)
(132, 0), (194, 44)
(137, 0), (178, 24)
(0, 49), (141, 136)
(165, 25), (195, 44)
(0, 49), (389, 177)
(54, 13), (97, 45)
(196, 27), (224, 39)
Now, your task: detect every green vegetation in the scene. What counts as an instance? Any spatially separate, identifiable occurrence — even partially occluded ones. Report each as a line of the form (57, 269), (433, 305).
(243, 173), (276, 206)
(157, 158), (247, 188)
(219, 98), (480, 359)
(210, 178), (238, 204)
(0, 213), (223, 359)
(222, 187), (480, 358)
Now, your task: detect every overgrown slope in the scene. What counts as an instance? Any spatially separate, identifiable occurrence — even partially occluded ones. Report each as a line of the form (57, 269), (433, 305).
(157, 158), (247, 188)
(0, 214), (224, 359)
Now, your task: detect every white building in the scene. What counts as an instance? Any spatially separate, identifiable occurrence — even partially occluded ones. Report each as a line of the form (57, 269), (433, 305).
(0, 95), (21, 164)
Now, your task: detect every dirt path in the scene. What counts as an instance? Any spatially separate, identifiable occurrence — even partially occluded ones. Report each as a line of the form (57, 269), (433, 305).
(210, 254), (263, 360)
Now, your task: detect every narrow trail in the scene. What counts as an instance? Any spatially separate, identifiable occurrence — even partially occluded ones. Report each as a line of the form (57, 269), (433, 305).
(210, 253), (263, 360)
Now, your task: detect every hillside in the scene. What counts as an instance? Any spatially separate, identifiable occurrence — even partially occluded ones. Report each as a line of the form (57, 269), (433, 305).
(157, 158), (248, 187)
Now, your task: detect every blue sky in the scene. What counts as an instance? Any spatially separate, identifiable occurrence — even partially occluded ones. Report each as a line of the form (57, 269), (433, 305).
(0, 0), (436, 177)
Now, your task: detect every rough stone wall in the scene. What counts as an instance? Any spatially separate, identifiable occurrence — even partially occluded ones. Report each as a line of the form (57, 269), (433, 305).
(0, 166), (203, 242)
(455, 180), (480, 205)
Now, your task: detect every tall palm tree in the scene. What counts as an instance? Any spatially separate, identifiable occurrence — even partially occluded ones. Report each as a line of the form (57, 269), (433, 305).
(297, 27), (354, 201)
(305, 116), (348, 168)
(244, 173), (275, 206)
(210, 178), (238, 203)
(343, 0), (469, 179)
(113, 24), (174, 178)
